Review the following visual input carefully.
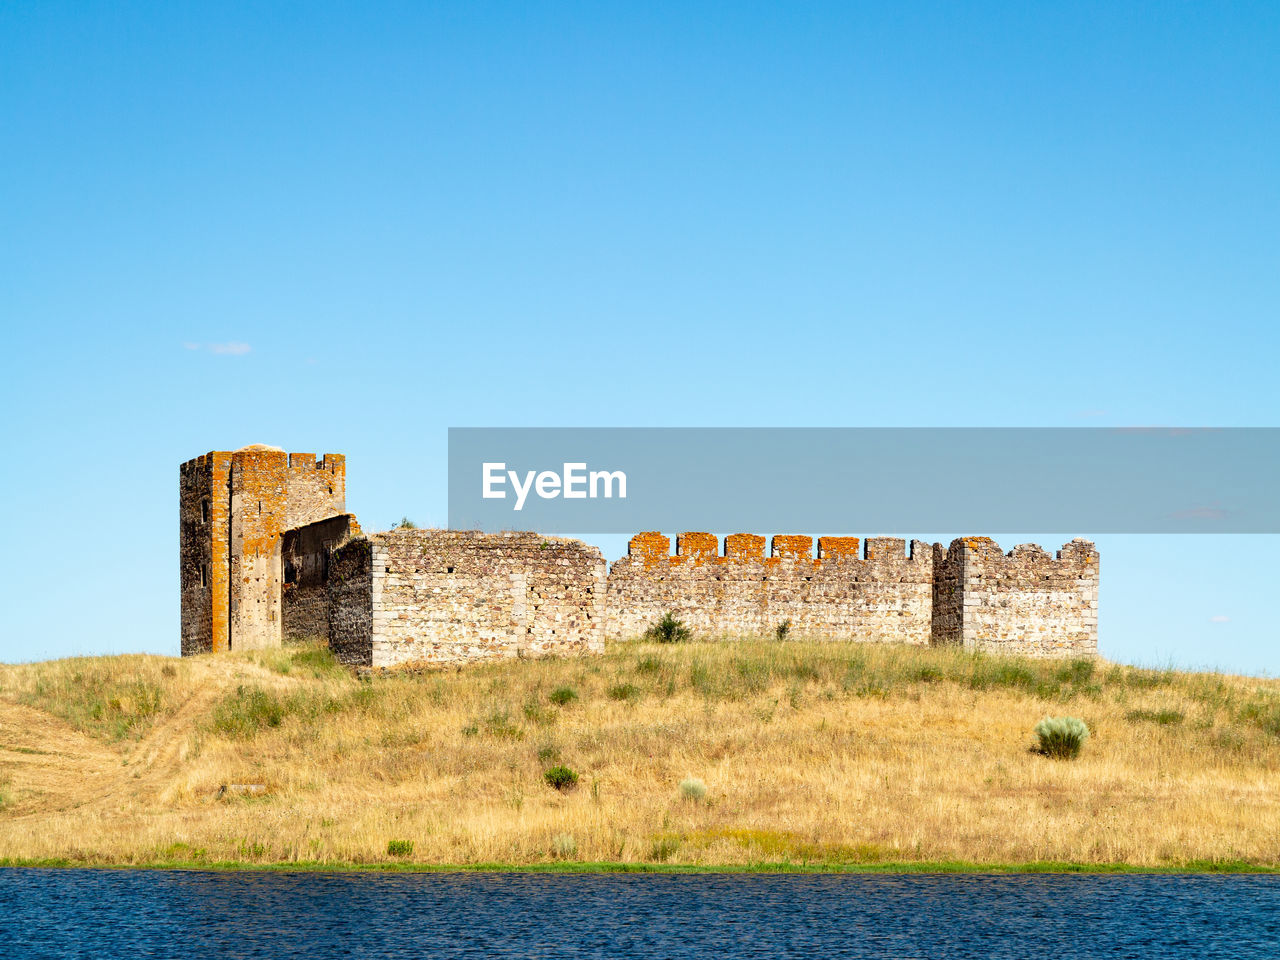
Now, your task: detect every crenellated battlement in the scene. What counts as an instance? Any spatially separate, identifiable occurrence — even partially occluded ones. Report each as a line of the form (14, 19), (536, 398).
(608, 531), (937, 644)
(931, 537), (1099, 656)
(611, 531), (1096, 656)
(287, 452), (345, 474)
(181, 448), (1100, 663)
(180, 444), (348, 655)
(626, 532), (931, 564)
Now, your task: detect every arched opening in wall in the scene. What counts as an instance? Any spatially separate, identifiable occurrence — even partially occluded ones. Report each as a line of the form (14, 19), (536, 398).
(284, 560), (298, 585)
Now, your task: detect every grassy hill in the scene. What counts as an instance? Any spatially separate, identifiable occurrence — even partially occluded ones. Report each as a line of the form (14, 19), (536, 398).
(1, 639), (1278, 871)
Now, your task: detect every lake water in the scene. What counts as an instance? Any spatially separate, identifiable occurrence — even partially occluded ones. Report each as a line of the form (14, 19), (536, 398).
(0, 870), (1277, 958)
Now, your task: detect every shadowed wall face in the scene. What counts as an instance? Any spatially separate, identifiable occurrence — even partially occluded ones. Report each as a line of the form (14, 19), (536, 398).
(179, 452), (231, 655)
(282, 513), (361, 644)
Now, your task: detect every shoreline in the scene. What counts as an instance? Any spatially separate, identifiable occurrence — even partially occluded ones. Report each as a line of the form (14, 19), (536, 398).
(2, 858), (1278, 875)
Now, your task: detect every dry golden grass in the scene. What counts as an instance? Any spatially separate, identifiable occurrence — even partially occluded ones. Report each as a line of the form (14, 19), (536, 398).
(1, 639), (1279, 869)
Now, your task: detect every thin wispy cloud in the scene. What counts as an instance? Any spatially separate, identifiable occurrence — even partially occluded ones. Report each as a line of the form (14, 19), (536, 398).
(183, 341), (252, 356)
(1210, 615), (1231, 624)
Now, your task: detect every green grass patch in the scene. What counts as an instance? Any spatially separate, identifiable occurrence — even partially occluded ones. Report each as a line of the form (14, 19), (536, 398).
(9, 656), (177, 741)
(1125, 708), (1185, 726)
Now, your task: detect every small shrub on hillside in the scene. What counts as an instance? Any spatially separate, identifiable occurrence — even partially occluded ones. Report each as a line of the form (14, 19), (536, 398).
(544, 765), (579, 791)
(551, 833), (577, 858)
(1056, 659), (1096, 686)
(386, 839), (414, 857)
(1034, 716), (1090, 759)
(1239, 696), (1280, 737)
(649, 836), (680, 862)
(1126, 708), (1184, 726)
(210, 686), (286, 740)
(548, 686), (579, 706)
(536, 744), (560, 763)
(909, 665), (943, 684)
(522, 697), (555, 725)
(483, 708), (524, 740)
(635, 655), (665, 675)
(679, 778), (707, 802)
(607, 683), (641, 702)
(645, 612), (691, 644)
(774, 619), (792, 641)
(290, 645), (347, 679)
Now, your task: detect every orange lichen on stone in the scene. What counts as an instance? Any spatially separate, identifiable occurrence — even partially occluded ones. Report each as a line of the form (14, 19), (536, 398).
(182, 446), (348, 656)
(724, 533), (765, 559)
(677, 532), (719, 560)
(960, 536), (1002, 557)
(771, 535), (813, 559)
(817, 537), (860, 559)
(628, 532), (670, 563)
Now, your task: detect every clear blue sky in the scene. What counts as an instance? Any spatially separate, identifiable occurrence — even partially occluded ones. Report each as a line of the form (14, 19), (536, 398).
(1, 2), (1276, 672)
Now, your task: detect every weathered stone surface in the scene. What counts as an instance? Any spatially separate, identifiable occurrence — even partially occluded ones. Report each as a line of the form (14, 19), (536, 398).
(328, 530), (606, 669)
(179, 447), (346, 654)
(931, 536), (1100, 657)
(281, 513), (361, 644)
(181, 448), (1100, 664)
(605, 532), (935, 644)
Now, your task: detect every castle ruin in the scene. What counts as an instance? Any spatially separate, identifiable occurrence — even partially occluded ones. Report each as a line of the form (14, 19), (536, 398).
(180, 447), (1099, 665)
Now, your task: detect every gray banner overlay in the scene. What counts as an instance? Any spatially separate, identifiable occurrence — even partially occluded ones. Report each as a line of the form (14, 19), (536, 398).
(447, 428), (1279, 534)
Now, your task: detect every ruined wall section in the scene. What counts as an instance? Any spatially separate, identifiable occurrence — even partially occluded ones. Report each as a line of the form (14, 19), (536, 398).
(181, 445), (351, 656)
(327, 536), (374, 666)
(605, 533), (934, 644)
(353, 530), (606, 669)
(178, 452), (231, 655)
(930, 541), (964, 646)
(937, 537), (1100, 657)
(285, 453), (346, 528)
(282, 513), (361, 644)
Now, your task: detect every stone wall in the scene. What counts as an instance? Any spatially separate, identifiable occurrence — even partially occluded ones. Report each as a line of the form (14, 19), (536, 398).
(933, 537), (1100, 657)
(327, 536), (375, 666)
(326, 530), (608, 668)
(282, 513), (361, 644)
(604, 533), (935, 644)
(182, 449), (1099, 664)
(180, 445), (347, 654)
(178, 452), (231, 655)
(285, 453), (347, 529)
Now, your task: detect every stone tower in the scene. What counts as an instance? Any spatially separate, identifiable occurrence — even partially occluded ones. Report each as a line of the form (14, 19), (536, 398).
(179, 445), (346, 655)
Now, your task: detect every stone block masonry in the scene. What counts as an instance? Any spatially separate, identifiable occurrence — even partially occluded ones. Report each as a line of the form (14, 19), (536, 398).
(181, 447), (1099, 663)
(327, 530), (607, 668)
(282, 513), (362, 644)
(605, 533), (936, 645)
(932, 536), (1100, 657)
(609, 532), (1098, 656)
(180, 445), (346, 654)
